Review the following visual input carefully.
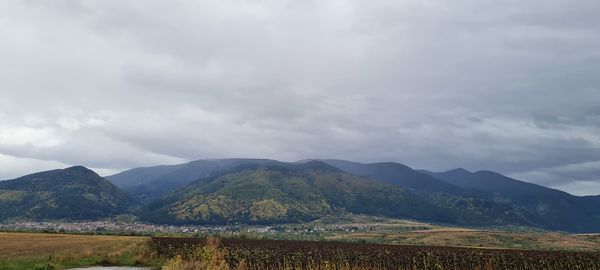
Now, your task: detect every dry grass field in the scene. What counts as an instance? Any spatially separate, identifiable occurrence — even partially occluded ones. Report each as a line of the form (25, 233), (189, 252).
(0, 232), (145, 258)
(0, 232), (160, 270)
(311, 215), (600, 251)
(325, 229), (600, 251)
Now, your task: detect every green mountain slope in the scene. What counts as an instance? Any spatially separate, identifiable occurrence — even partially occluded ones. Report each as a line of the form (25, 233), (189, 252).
(0, 166), (133, 221)
(320, 160), (539, 227)
(139, 161), (454, 225)
(107, 159), (279, 203)
(139, 161), (539, 226)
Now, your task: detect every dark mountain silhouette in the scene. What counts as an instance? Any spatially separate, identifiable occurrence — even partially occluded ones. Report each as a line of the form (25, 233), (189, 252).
(425, 169), (600, 232)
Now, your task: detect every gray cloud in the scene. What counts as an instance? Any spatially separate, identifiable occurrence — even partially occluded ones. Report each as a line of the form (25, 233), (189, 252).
(0, 0), (599, 195)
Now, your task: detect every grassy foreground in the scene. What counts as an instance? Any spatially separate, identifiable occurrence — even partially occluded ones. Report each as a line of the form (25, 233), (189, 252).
(0, 232), (164, 270)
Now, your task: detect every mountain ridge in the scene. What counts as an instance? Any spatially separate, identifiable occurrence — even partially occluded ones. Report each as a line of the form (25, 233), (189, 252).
(138, 161), (454, 225)
(2, 158), (599, 232)
(425, 169), (600, 232)
(106, 158), (281, 203)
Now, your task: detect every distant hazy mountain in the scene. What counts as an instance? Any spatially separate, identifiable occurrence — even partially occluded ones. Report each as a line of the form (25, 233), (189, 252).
(424, 169), (600, 232)
(0, 166), (132, 221)
(138, 161), (453, 225)
(320, 160), (464, 195)
(107, 159), (279, 203)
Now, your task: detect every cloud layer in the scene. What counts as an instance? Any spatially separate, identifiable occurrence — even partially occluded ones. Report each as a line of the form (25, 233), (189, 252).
(1, 0), (599, 195)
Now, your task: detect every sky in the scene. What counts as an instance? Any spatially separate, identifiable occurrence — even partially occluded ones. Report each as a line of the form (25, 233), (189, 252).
(0, 0), (599, 195)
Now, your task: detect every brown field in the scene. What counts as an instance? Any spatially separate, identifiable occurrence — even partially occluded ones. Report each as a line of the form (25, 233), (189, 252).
(309, 215), (600, 251)
(325, 229), (600, 251)
(0, 232), (159, 270)
(0, 232), (146, 258)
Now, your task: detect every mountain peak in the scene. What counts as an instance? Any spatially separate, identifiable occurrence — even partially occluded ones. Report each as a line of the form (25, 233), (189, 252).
(64, 165), (94, 172)
(445, 168), (472, 174)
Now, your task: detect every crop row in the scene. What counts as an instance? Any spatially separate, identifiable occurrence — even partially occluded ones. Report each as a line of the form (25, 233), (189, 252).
(150, 237), (600, 270)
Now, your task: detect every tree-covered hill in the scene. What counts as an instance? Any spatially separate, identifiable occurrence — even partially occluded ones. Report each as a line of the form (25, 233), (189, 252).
(138, 161), (534, 226)
(0, 166), (133, 221)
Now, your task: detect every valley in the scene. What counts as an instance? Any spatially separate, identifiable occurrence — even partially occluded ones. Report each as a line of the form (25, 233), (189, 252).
(2, 1), (597, 268)
(3, 158), (600, 269)
(4, 215), (600, 252)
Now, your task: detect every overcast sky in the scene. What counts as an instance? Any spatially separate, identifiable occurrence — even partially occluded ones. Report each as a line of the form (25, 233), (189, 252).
(1, 0), (599, 195)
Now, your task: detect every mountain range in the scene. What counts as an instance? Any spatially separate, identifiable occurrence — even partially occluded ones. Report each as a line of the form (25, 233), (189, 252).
(1, 158), (599, 232)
